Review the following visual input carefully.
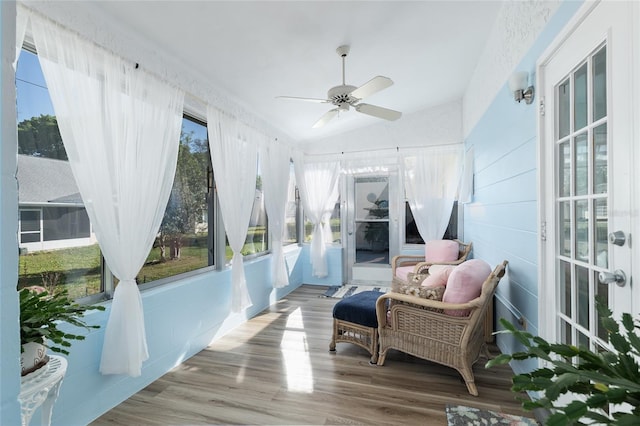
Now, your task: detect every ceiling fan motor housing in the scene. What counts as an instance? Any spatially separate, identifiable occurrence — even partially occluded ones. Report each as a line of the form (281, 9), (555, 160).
(328, 84), (358, 106)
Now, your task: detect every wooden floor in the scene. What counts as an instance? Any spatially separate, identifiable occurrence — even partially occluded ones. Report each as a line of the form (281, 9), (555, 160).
(92, 285), (533, 425)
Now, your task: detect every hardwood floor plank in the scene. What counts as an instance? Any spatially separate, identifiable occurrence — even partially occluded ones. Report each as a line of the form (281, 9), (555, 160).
(92, 285), (532, 425)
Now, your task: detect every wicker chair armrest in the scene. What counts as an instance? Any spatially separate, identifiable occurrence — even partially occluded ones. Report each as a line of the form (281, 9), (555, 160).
(379, 292), (482, 311)
(391, 254), (425, 276)
(375, 292), (482, 327)
(391, 254), (425, 268)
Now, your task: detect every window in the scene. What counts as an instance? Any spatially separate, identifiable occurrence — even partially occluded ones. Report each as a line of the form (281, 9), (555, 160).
(247, 162), (268, 255)
(222, 157), (269, 263)
(17, 47), (216, 298)
(404, 201), (458, 244)
(283, 162), (298, 245)
(17, 48), (102, 300)
(137, 116), (212, 284)
(304, 197), (341, 244)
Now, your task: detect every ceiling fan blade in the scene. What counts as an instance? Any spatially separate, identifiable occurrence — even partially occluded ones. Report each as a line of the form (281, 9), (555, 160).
(276, 96), (329, 103)
(355, 103), (402, 121)
(312, 109), (339, 128)
(350, 76), (393, 100)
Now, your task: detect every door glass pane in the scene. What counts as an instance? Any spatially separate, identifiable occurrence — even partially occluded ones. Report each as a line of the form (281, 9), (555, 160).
(558, 78), (571, 139)
(559, 261), (571, 316)
(560, 319), (572, 346)
(576, 265), (589, 329)
(355, 177), (389, 264)
(593, 123), (607, 194)
(559, 201), (571, 257)
(577, 330), (589, 350)
(575, 200), (589, 262)
(594, 199), (608, 268)
(593, 46), (607, 121)
(575, 133), (588, 196)
(574, 63), (588, 131)
(595, 271), (609, 343)
(558, 141), (571, 197)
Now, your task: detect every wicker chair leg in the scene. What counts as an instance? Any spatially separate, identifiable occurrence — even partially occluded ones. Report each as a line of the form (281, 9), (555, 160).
(458, 366), (478, 396)
(376, 348), (387, 366)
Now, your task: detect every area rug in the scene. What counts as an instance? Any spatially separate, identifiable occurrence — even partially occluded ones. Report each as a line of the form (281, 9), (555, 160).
(446, 404), (538, 426)
(323, 285), (389, 298)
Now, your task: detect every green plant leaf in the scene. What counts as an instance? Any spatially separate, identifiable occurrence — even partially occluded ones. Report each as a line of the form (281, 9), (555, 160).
(529, 346), (552, 361)
(610, 332), (631, 353)
(485, 353), (512, 368)
(546, 412), (569, 426)
(530, 368), (555, 378)
(549, 343), (580, 357)
(583, 411), (613, 424)
(621, 313), (634, 332)
(586, 392), (608, 408)
(564, 400), (588, 420)
(545, 372), (580, 401)
(615, 414), (640, 425)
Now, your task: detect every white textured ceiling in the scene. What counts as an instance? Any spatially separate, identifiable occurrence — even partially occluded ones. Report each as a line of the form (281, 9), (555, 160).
(85, 1), (502, 143)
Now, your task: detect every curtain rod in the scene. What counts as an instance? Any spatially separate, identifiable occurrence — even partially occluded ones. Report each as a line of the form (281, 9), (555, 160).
(303, 142), (463, 157)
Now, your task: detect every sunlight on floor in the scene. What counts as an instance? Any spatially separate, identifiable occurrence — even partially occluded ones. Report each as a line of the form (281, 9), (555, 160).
(281, 307), (314, 393)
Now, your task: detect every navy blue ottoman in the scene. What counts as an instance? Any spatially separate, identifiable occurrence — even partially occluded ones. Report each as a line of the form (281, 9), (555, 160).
(330, 291), (384, 363)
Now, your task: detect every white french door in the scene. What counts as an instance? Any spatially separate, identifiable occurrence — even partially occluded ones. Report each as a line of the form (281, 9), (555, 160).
(539, 1), (636, 350)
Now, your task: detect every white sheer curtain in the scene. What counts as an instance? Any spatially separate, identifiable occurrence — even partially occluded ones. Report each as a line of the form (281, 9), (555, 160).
(260, 142), (291, 288)
(31, 16), (184, 377)
(207, 107), (261, 311)
(403, 144), (464, 242)
(293, 152), (340, 278)
(14, 6), (30, 70)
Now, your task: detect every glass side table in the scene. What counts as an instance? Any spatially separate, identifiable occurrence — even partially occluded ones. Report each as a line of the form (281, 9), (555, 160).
(19, 355), (67, 426)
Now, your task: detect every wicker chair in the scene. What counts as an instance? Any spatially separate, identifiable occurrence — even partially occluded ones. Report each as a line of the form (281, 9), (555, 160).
(375, 260), (508, 396)
(391, 239), (472, 288)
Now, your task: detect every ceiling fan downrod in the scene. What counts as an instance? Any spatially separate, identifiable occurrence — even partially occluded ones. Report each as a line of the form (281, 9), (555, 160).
(336, 45), (350, 86)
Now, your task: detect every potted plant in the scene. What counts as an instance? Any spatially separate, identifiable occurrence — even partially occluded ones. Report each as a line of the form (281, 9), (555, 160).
(487, 299), (640, 425)
(19, 285), (105, 376)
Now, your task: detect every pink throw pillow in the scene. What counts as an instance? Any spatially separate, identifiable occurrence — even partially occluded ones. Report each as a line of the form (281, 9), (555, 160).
(424, 240), (459, 263)
(442, 259), (491, 316)
(421, 264), (456, 288)
(394, 265), (414, 281)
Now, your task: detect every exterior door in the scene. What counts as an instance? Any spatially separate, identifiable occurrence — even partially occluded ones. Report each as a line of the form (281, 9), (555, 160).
(344, 173), (399, 284)
(539, 1), (636, 352)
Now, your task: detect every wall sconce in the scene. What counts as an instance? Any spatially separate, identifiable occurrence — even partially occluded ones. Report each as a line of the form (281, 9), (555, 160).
(508, 71), (534, 104)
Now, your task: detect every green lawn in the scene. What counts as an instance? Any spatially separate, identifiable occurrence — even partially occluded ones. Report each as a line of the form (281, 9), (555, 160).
(18, 229), (269, 299)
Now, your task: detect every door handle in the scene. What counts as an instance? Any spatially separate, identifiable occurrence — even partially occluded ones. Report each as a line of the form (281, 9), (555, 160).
(609, 231), (626, 247)
(598, 269), (626, 287)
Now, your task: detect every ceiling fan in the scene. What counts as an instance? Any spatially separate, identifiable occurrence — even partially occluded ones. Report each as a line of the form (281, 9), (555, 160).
(277, 45), (402, 128)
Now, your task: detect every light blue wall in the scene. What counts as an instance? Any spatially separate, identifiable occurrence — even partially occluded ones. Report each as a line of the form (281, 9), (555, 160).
(0, 2), (23, 425)
(464, 0), (583, 374)
(300, 245), (343, 286)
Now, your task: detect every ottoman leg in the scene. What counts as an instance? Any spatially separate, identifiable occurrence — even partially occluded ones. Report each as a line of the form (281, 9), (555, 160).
(329, 319), (337, 352)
